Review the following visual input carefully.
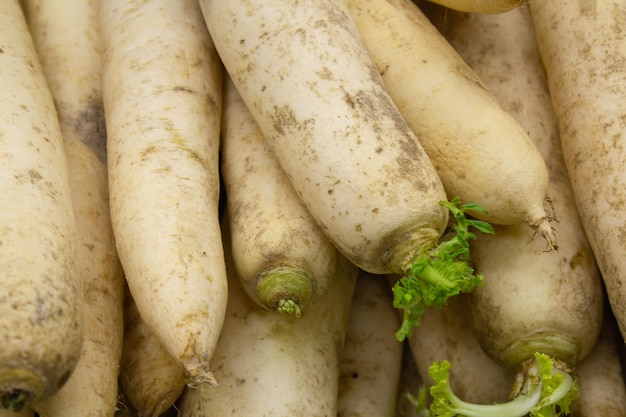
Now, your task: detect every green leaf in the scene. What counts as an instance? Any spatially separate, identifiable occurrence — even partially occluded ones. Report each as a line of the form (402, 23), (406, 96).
(392, 197), (493, 341)
(529, 353), (578, 416)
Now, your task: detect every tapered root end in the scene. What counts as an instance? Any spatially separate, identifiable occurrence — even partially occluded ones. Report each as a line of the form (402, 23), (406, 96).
(184, 360), (218, 388)
(181, 342), (219, 387)
(0, 368), (45, 411)
(530, 216), (558, 251)
(256, 266), (315, 317)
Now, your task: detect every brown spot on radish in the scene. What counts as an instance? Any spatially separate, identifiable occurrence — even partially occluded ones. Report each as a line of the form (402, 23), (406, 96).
(27, 169), (42, 183)
(172, 86), (193, 93)
(271, 105), (296, 136)
(67, 98), (107, 163)
(316, 66), (333, 81)
(569, 249), (586, 269)
(140, 145), (158, 161)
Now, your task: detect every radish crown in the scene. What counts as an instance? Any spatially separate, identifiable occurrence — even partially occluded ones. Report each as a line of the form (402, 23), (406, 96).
(392, 196), (493, 342)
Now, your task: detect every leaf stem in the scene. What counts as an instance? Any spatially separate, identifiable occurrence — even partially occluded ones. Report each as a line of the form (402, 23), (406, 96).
(391, 196), (494, 341)
(427, 353), (578, 417)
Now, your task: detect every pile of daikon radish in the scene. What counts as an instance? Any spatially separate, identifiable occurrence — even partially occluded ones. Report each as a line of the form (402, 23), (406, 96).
(2, 0), (626, 415)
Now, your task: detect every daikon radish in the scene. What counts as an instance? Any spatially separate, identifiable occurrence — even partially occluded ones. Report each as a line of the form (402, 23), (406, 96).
(177, 222), (358, 417)
(337, 269), (403, 417)
(20, 0), (125, 415)
(529, 0), (626, 343)
(221, 75), (338, 316)
(100, 0), (227, 384)
(199, 0), (492, 339)
(427, 5), (603, 415)
(0, 0), (82, 410)
(343, 0), (555, 247)
(456, 2), (603, 371)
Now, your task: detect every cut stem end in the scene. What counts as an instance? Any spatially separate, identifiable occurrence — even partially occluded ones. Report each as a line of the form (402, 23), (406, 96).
(256, 266), (315, 317)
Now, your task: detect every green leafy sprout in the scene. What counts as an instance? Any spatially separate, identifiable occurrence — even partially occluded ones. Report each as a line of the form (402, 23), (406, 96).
(392, 196), (494, 341)
(426, 352), (578, 417)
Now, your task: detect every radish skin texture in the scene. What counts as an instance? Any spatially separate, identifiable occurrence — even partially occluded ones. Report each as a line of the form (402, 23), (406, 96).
(529, 0), (626, 343)
(446, 3), (603, 371)
(344, 0), (554, 247)
(571, 310), (626, 416)
(423, 0), (523, 13)
(0, 0), (82, 411)
(199, 0), (448, 275)
(418, 5), (600, 415)
(337, 270), (403, 417)
(178, 224), (358, 417)
(20, 0), (125, 415)
(201, 0), (491, 341)
(221, 76), (338, 315)
(119, 287), (187, 417)
(100, 0), (227, 384)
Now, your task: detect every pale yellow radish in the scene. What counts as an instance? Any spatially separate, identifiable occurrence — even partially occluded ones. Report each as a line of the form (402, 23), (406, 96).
(426, 5), (603, 414)
(343, 0), (555, 247)
(529, 0), (626, 343)
(571, 310), (626, 416)
(221, 75), (338, 316)
(337, 269), (403, 417)
(0, 0), (82, 410)
(119, 287), (187, 417)
(100, 0), (227, 384)
(20, 0), (125, 415)
(200, 0), (490, 339)
(178, 223), (358, 417)
(445, 1), (603, 373)
(199, 0), (447, 274)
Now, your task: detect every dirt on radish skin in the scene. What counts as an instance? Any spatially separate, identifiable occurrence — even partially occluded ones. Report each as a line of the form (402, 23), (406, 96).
(0, 0), (83, 410)
(529, 0), (626, 345)
(199, 0), (449, 276)
(100, 0), (227, 385)
(344, 0), (555, 249)
(221, 75), (338, 315)
(21, 0), (126, 415)
(178, 222), (358, 417)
